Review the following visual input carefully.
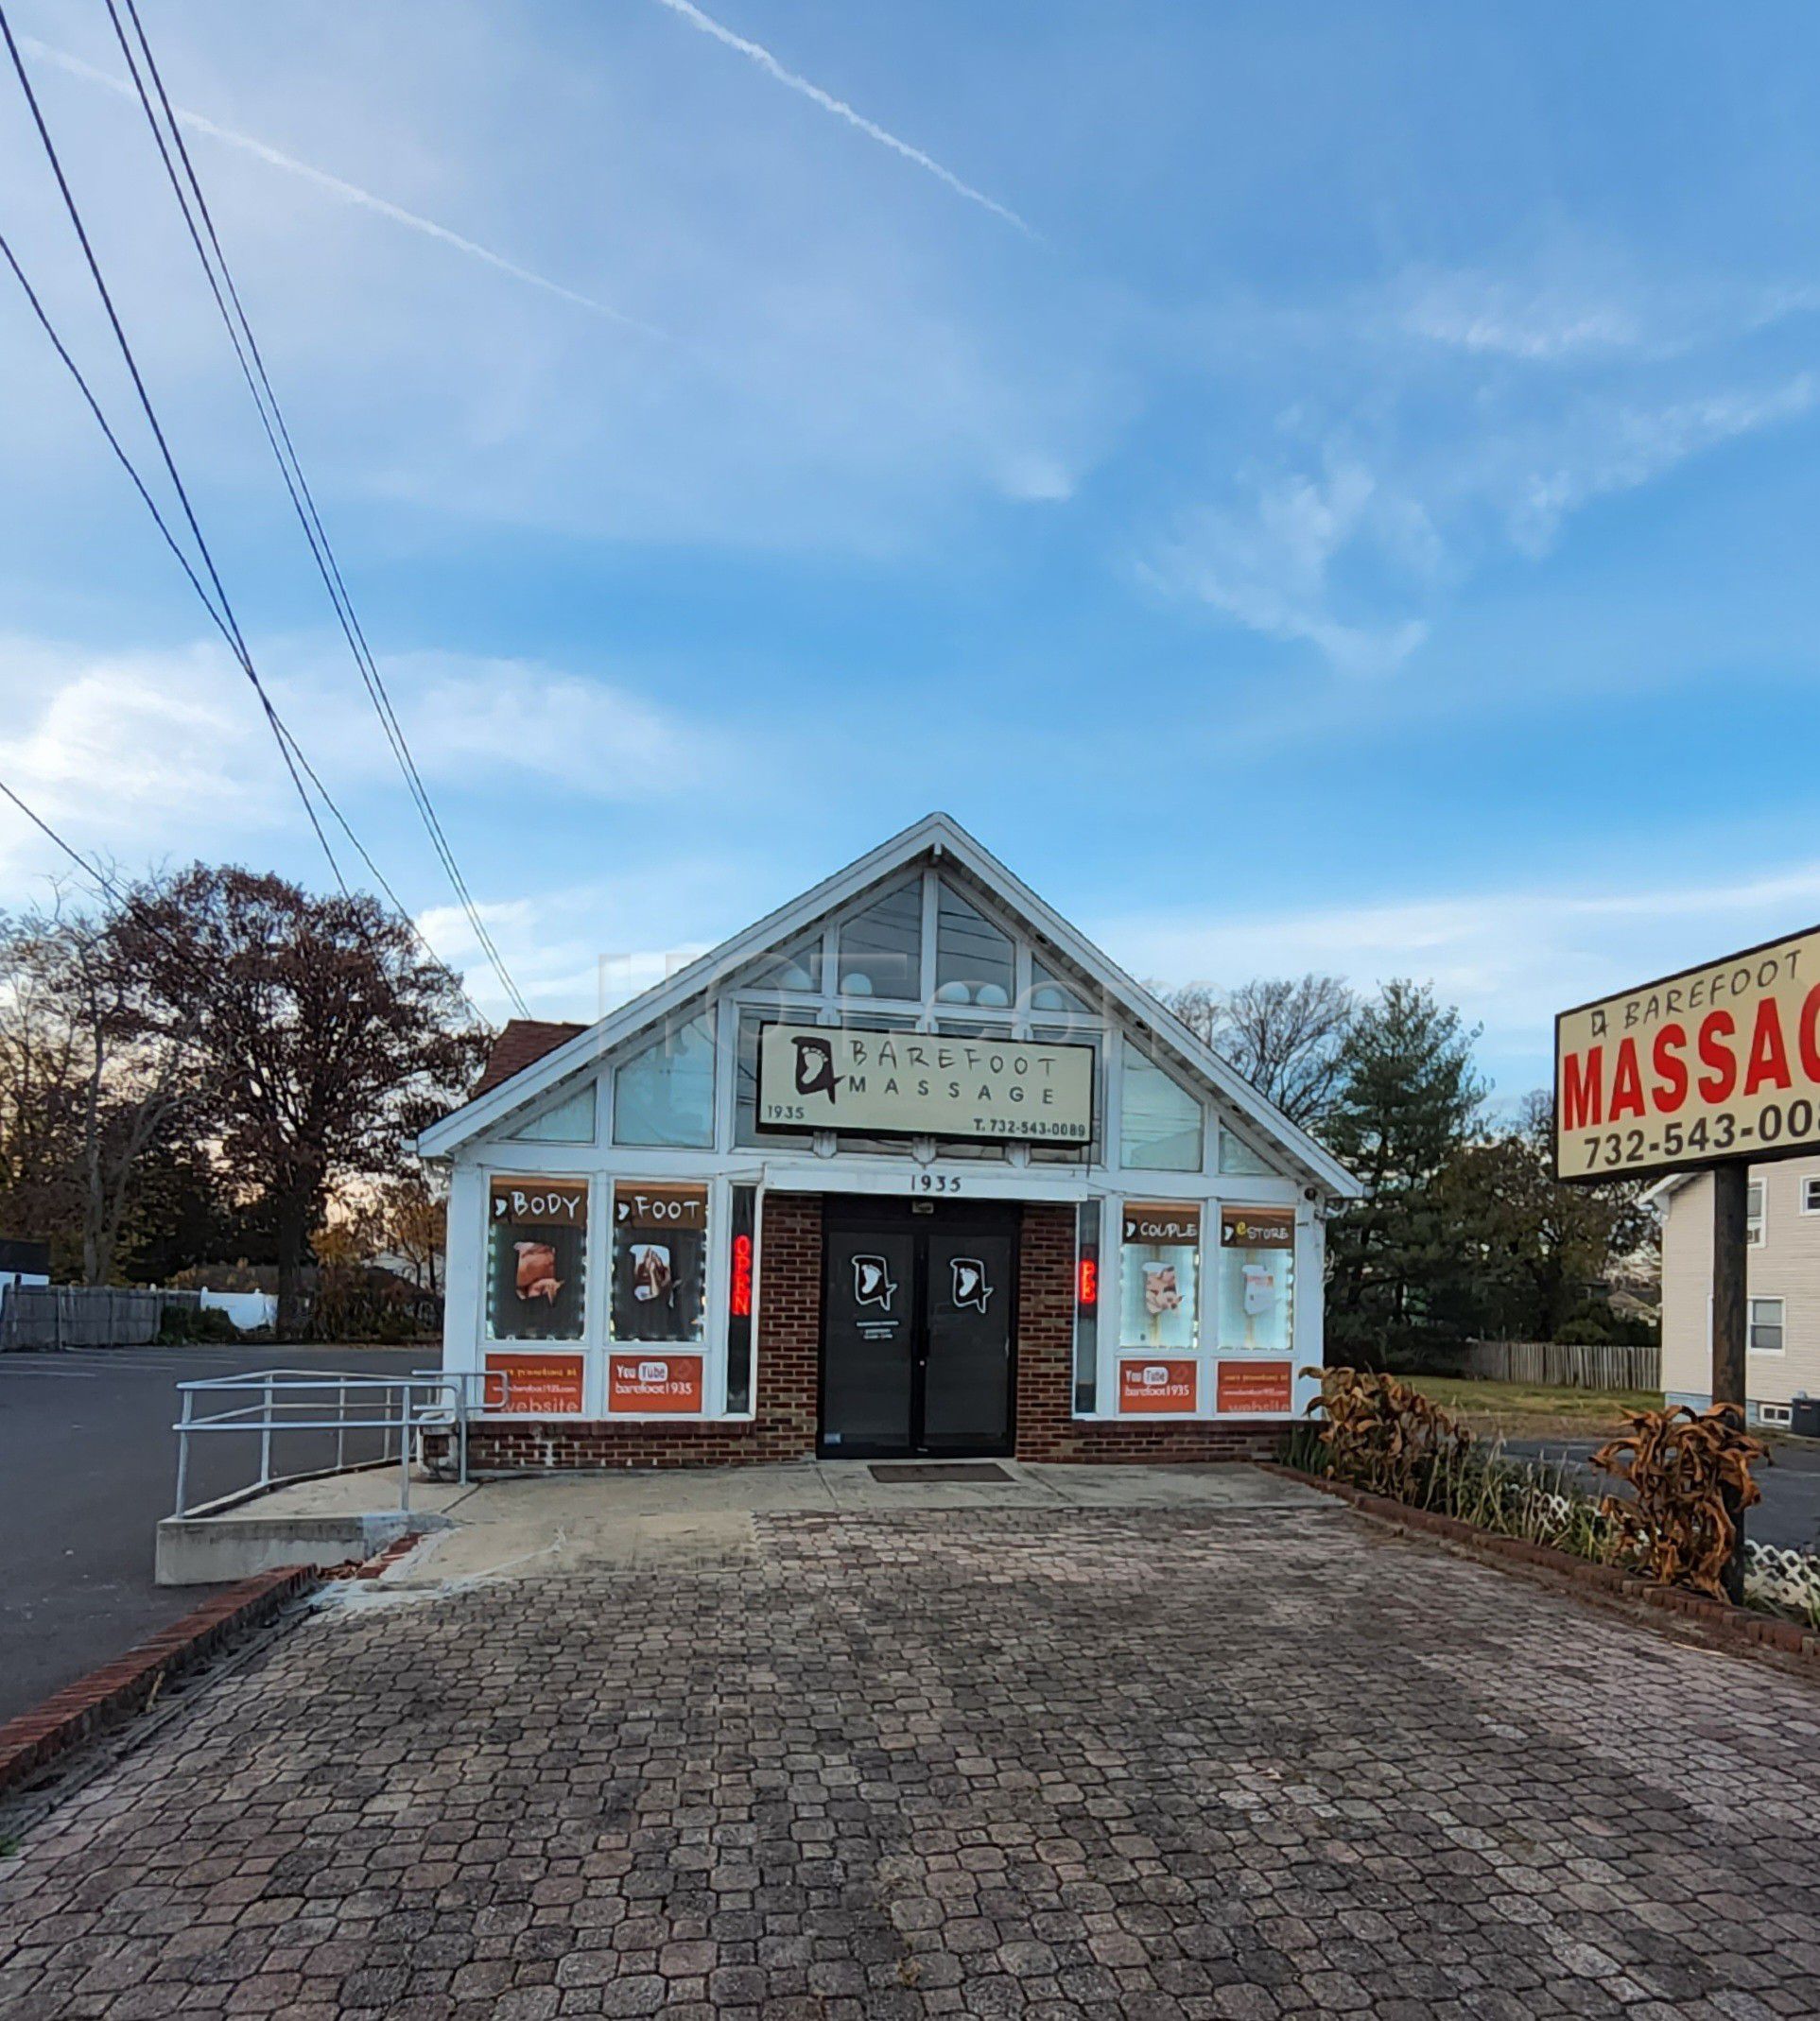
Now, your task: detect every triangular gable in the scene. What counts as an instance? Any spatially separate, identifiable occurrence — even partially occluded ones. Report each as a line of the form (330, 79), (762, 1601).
(418, 811), (1362, 1197)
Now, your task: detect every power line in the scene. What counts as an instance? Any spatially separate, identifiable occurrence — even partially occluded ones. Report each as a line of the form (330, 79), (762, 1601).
(105, 0), (533, 1021)
(0, 227), (494, 1031)
(0, 1), (349, 895)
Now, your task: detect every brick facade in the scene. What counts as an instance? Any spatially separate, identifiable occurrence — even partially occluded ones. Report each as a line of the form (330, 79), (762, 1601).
(435, 1191), (1288, 1471)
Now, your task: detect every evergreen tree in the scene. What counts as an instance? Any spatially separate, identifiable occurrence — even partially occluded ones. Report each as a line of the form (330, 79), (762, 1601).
(1324, 979), (1486, 1362)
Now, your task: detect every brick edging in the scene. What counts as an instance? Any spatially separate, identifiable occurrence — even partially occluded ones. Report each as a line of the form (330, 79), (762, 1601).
(0, 1565), (318, 1800)
(1262, 1462), (1820, 1675)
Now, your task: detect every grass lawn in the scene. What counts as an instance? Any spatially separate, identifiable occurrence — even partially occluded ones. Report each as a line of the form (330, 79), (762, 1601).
(1398, 1373), (1664, 1440)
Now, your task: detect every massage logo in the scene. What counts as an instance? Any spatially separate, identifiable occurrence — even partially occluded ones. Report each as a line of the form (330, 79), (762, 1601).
(853, 1254), (897, 1311)
(949, 1257), (992, 1314)
(791, 1033), (839, 1104)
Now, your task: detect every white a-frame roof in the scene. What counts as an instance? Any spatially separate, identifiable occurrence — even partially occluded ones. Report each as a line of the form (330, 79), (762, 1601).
(419, 811), (1362, 1198)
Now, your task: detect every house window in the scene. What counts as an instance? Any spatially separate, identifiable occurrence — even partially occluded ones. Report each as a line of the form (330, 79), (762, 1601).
(613, 1010), (715, 1148)
(507, 1082), (596, 1144)
(748, 937), (823, 992)
(1746, 1181), (1765, 1246)
(609, 1183), (707, 1345)
(486, 1177), (587, 1342)
(934, 883), (1014, 1007)
(1803, 1176), (1820, 1215)
(836, 881), (922, 999)
(1120, 1040), (1203, 1171)
(1749, 1297), (1784, 1355)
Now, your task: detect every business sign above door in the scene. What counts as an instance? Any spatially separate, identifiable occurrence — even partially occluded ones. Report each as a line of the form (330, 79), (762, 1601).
(1555, 924), (1820, 1182)
(755, 1020), (1095, 1142)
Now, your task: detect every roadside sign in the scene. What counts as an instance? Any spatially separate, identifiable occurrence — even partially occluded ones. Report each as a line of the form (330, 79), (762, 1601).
(1554, 924), (1820, 1183)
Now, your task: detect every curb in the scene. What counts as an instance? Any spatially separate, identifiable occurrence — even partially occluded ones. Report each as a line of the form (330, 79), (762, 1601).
(0, 1566), (317, 1802)
(1263, 1462), (1820, 1677)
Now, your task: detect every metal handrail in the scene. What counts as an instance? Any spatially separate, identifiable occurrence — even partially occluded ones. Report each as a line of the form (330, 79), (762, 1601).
(171, 1369), (499, 1518)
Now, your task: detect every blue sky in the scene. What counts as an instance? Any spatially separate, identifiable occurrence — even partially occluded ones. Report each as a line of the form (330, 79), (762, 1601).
(3, 0), (1819, 1100)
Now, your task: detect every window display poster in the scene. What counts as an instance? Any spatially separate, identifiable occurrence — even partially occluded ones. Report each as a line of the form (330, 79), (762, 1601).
(1118, 1357), (1198, 1414)
(1118, 1201), (1200, 1351)
(609, 1353), (705, 1413)
(1218, 1205), (1294, 1353)
(612, 1182), (708, 1343)
(484, 1352), (585, 1415)
(1216, 1359), (1293, 1415)
(487, 1178), (587, 1341)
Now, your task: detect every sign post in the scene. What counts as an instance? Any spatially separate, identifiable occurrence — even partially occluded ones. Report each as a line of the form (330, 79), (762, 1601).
(1710, 1163), (1749, 1601)
(1554, 925), (1820, 1602)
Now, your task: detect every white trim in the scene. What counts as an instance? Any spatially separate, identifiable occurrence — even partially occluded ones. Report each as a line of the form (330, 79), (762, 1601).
(420, 814), (1361, 1197)
(1803, 1174), (1820, 1216)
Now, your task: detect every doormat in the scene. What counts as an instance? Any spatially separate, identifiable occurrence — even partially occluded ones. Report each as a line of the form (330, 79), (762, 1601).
(867, 1462), (1014, 1483)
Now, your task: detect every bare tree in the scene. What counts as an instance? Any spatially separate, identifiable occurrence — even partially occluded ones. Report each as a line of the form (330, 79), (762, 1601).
(0, 880), (199, 1282)
(1155, 974), (1357, 1130)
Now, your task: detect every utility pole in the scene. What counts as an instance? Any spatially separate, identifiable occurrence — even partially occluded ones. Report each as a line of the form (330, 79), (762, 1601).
(1710, 1163), (1749, 1604)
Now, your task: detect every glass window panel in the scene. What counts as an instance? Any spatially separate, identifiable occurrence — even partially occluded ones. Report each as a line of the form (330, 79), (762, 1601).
(610, 1182), (707, 1344)
(1749, 1297), (1784, 1353)
(934, 884), (1014, 1007)
(1074, 1201), (1101, 1412)
(487, 1177), (587, 1342)
(1118, 1201), (1201, 1352)
(1218, 1128), (1274, 1176)
(1029, 958), (1091, 1018)
(836, 880), (922, 1000)
(749, 937), (823, 993)
(1120, 1041), (1203, 1171)
(726, 1186), (756, 1412)
(613, 1010), (715, 1148)
(736, 1010), (798, 1148)
(509, 1082), (596, 1144)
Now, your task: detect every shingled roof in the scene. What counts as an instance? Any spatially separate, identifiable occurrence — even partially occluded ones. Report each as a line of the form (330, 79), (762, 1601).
(471, 1018), (589, 1098)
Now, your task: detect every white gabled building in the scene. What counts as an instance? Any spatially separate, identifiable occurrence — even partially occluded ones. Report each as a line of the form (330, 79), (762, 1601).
(417, 813), (1360, 1469)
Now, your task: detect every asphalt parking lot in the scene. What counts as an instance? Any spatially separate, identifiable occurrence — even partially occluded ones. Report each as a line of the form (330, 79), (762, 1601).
(4, 1495), (1818, 2018)
(0, 1344), (422, 1725)
(1508, 1435), (1820, 1553)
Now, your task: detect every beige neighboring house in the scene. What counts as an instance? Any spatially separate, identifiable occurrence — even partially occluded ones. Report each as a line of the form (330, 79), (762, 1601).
(1650, 1157), (1820, 1427)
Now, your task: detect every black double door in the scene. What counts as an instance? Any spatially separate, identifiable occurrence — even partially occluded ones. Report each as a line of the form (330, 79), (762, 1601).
(820, 1199), (1018, 1458)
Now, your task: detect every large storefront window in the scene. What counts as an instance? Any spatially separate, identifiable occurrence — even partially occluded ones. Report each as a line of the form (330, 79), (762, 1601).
(610, 1181), (708, 1343)
(1121, 1042), (1203, 1170)
(487, 1177), (588, 1341)
(1217, 1205), (1294, 1353)
(1118, 1201), (1200, 1352)
(614, 1012), (716, 1149)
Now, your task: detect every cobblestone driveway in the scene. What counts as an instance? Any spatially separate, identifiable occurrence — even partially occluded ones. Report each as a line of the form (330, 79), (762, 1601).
(5, 1502), (1820, 2019)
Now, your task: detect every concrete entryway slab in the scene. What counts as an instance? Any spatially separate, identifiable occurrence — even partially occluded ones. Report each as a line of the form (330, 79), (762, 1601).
(206, 1459), (1328, 1590)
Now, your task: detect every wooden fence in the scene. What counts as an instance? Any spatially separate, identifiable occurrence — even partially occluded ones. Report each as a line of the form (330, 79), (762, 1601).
(0, 1287), (199, 1352)
(1458, 1339), (1660, 1392)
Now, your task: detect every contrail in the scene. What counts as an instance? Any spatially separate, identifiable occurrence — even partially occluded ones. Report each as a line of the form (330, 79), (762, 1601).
(19, 37), (665, 337)
(648, 0), (1031, 235)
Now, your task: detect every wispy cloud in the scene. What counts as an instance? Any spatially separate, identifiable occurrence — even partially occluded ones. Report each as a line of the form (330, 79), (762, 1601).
(1143, 459), (1436, 677)
(1511, 373), (1817, 553)
(18, 36), (664, 337)
(646, 0), (1031, 235)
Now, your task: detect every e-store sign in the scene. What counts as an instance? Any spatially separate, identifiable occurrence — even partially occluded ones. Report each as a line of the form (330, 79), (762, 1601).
(1555, 926), (1820, 1182)
(755, 1021), (1094, 1142)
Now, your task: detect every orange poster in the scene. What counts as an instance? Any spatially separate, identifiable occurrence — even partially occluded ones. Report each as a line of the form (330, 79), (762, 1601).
(484, 1352), (585, 1415)
(1216, 1360), (1293, 1414)
(1118, 1357), (1198, 1414)
(609, 1353), (704, 1414)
